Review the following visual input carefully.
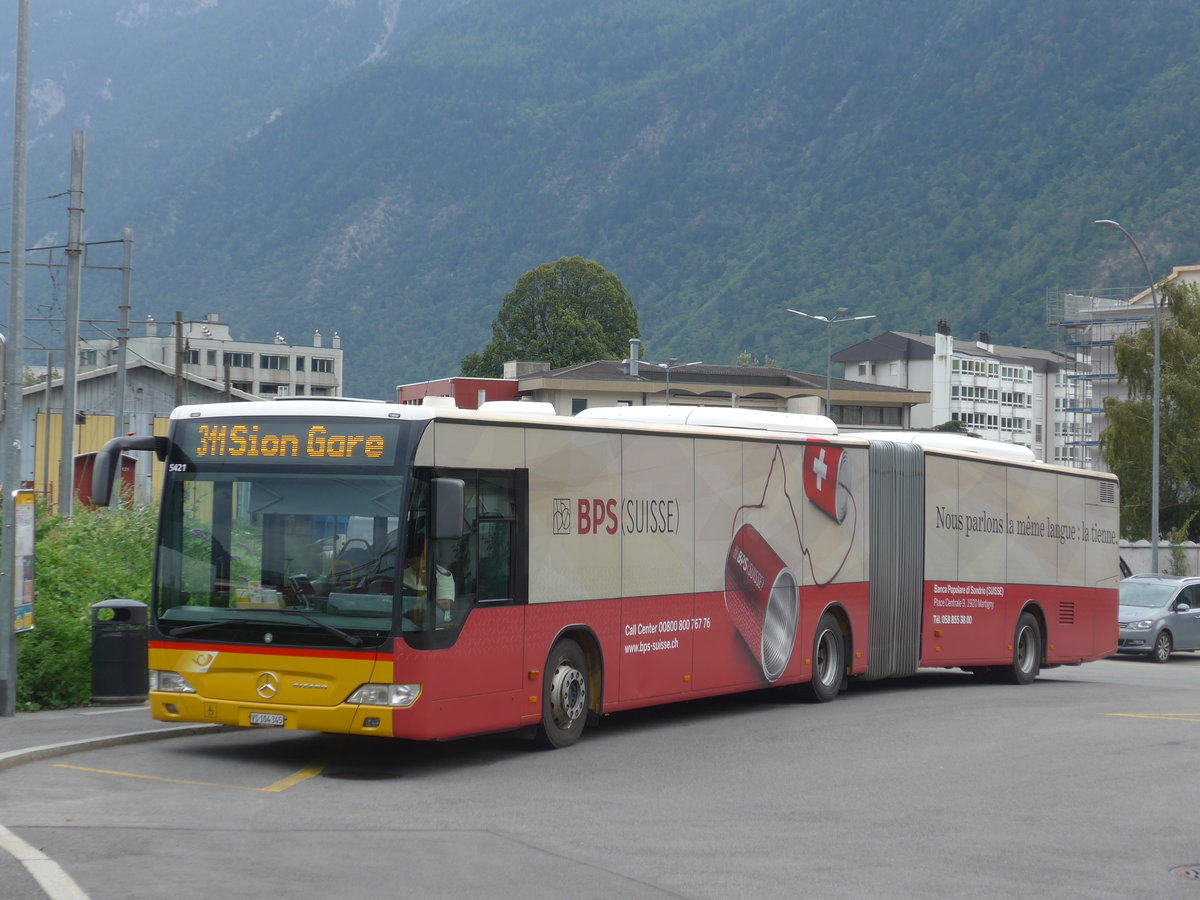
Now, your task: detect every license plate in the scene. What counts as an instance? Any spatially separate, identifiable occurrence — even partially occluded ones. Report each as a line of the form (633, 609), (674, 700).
(249, 712), (285, 727)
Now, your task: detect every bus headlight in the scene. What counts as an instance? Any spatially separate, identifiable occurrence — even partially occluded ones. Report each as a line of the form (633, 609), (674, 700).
(149, 670), (196, 693)
(347, 683), (421, 707)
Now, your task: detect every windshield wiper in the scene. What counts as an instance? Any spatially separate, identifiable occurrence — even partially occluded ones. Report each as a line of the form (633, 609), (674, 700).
(167, 611), (364, 647)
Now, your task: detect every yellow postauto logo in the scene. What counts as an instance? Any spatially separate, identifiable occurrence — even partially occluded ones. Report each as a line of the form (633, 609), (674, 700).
(194, 423), (388, 460)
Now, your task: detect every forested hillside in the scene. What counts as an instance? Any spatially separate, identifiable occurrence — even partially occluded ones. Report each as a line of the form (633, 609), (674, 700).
(6, 0), (1200, 397)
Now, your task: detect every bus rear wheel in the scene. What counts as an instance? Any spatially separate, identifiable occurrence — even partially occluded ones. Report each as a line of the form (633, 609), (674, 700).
(798, 613), (845, 703)
(536, 639), (589, 749)
(1000, 612), (1042, 685)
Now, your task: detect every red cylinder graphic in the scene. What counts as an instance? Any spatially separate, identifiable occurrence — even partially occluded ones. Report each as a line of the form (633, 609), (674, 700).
(724, 524), (799, 683)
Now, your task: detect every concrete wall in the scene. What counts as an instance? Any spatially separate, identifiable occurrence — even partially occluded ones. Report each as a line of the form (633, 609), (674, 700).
(1120, 540), (1200, 577)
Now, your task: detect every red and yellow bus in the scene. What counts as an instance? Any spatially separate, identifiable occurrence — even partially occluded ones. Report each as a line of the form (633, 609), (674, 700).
(94, 398), (1120, 748)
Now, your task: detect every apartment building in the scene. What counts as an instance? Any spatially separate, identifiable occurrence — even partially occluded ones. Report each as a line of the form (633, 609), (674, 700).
(78, 313), (344, 398)
(832, 321), (1082, 464)
(1047, 265), (1200, 470)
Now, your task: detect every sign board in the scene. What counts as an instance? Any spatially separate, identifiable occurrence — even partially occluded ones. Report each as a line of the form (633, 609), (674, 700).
(13, 490), (34, 633)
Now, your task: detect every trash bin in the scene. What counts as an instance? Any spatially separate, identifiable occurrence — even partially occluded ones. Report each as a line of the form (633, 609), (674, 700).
(91, 599), (148, 703)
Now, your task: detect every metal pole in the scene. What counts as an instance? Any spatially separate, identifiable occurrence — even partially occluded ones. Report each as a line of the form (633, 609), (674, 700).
(174, 311), (184, 408)
(42, 352), (51, 498)
(825, 324), (833, 416)
(114, 229), (132, 439)
(1095, 219), (1161, 572)
(58, 131), (85, 518)
(2, 0), (31, 717)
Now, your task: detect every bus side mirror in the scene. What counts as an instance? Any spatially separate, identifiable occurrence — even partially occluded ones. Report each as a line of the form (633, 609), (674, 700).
(430, 477), (465, 541)
(92, 435), (169, 505)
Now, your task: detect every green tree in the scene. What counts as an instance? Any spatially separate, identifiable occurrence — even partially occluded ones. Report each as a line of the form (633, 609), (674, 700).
(18, 501), (157, 709)
(461, 257), (639, 377)
(735, 351), (779, 368)
(1100, 282), (1200, 542)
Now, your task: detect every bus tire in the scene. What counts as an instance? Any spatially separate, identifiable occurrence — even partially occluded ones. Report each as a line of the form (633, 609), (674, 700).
(535, 639), (589, 749)
(798, 613), (845, 703)
(1001, 612), (1042, 685)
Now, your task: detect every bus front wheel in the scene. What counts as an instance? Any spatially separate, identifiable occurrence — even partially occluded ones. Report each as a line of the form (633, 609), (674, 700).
(536, 639), (589, 749)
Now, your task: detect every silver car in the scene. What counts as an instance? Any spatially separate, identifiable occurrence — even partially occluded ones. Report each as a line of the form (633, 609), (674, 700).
(1117, 574), (1200, 662)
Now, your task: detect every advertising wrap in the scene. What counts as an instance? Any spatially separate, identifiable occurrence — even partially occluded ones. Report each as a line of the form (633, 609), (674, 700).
(724, 523), (799, 683)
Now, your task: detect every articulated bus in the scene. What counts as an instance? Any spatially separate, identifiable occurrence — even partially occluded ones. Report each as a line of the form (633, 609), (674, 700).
(93, 398), (1120, 748)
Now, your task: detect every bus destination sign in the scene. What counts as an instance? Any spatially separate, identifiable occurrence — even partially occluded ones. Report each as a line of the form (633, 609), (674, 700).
(178, 420), (402, 467)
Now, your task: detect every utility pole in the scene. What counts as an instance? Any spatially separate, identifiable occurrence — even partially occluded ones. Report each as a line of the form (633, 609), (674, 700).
(57, 131), (85, 519)
(2, 0), (31, 718)
(114, 229), (133, 439)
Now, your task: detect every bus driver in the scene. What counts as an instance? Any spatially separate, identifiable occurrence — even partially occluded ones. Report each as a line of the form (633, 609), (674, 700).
(403, 537), (456, 625)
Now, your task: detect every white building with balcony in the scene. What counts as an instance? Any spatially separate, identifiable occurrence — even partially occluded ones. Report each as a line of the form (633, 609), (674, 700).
(832, 321), (1083, 465)
(78, 313), (344, 398)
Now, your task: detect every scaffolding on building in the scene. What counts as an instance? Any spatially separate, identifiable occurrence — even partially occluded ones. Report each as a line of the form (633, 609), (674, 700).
(1046, 286), (1146, 470)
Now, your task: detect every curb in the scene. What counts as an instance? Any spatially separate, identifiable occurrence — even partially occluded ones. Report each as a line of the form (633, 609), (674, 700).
(0, 724), (234, 773)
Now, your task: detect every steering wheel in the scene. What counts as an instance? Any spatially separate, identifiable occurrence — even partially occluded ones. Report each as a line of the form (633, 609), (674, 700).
(340, 539), (371, 553)
(363, 575), (395, 593)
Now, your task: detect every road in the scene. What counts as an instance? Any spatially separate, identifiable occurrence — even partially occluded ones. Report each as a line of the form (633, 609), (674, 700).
(3, 656), (1200, 899)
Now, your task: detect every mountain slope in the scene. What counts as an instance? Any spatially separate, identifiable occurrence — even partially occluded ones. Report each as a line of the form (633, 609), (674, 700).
(8, 0), (1200, 397)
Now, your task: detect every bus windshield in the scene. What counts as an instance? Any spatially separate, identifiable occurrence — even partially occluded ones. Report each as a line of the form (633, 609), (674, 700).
(156, 471), (414, 647)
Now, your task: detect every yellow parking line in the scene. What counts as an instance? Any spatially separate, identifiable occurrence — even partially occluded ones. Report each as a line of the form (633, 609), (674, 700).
(261, 762), (325, 792)
(1106, 713), (1200, 723)
(53, 760), (325, 792)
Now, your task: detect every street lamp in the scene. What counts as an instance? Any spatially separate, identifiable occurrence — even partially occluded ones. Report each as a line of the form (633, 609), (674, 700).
(787, 307), (876, 417)
(1095, 219), (1161, 572)
(656, 358), (703, 405)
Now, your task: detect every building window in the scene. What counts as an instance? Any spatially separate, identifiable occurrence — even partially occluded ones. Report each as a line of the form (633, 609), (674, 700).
(230, 381), (252, 393)
(310, 386), (332, 396)
(889, 362), (899, 376)
(224, 351), (253, 368)
(571, 398), (588, 414)
(206, 350), (217, 366)
(858, 364), (867, 376)
(295, 356), (305, 372)
(182, 349), (200, 365)
(311, 357), (334, 374)
(259, 383), (287, 395)
(294, 385), (305, 395)
(617, 400), (632, 407)
(79, 349), (98, 366)
(259, 354), (289, 371)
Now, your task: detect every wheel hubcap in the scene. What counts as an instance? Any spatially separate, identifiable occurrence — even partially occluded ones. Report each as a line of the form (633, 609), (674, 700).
(549, 664), (585, 727)
(816, 629), (839, 686)
(1016, 626), (1034, 671)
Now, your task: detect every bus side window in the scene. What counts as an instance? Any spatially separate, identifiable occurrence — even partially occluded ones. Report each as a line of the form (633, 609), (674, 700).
(435, 470), (521, 606)
(477, 519), (511, 601)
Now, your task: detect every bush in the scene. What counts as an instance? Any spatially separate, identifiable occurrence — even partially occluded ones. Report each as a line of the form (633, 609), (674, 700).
(16, 502), (157, 710)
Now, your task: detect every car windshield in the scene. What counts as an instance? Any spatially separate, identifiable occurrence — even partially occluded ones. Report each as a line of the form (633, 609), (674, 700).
(1119, 580), (1179, 609)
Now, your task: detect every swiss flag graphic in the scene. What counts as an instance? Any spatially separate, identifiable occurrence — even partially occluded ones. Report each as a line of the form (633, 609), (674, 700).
(803, 442), (847, 522)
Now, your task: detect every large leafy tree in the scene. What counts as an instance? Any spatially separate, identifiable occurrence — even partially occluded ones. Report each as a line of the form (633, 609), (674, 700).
(461, 257), (639, 377)
(1100, 281), (1200, 541)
